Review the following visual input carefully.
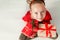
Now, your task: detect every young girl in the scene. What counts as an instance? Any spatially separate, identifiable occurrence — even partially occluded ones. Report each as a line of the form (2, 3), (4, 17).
(19, 0), (58, 40)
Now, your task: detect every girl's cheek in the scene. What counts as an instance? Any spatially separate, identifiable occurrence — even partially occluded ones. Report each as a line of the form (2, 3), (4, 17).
(43, 12), (46, 19)
(31, 13), (35, 19)
(31, 13), (37, 19)
(30, 11), (34, 19)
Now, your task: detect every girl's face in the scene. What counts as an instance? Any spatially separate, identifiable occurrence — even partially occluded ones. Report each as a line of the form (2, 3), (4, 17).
(30, 3), (46, 21)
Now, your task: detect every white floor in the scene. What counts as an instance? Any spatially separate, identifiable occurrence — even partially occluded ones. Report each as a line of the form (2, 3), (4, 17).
(32, 37), (60, 40)
(0, 0), (60, 40)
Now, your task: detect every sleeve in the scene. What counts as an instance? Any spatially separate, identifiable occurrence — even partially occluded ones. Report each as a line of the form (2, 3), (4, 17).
(44, 10), (52, 21)
(22, 11), (31, 22)
(43, 10), (52, 24)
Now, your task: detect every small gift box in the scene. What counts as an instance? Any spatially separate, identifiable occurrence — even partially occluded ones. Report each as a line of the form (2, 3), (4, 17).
(37, 23), (56, 38)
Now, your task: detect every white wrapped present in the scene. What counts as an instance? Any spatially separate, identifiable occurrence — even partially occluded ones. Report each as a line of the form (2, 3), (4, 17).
(37, 23), (56, 38)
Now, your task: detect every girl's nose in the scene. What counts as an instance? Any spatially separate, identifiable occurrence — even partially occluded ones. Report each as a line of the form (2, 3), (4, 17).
(37, 12), (42, 19)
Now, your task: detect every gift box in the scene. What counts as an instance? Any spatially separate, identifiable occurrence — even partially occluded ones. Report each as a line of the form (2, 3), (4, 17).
(37, 23), (56, 38)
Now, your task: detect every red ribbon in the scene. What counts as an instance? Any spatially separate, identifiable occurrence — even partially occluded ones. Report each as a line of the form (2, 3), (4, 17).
(39, 23), (56, 37)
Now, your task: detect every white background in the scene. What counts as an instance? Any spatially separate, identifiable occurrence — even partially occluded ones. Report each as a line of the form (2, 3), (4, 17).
(0, 0), (60, 40)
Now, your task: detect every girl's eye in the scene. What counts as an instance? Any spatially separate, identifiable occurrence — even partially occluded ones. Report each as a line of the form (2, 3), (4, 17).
(35, 12), (37, 14)
(40, 11), (44, 14)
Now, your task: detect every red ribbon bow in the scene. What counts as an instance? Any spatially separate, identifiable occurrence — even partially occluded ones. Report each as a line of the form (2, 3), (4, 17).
(39, 23), (56, 37)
